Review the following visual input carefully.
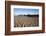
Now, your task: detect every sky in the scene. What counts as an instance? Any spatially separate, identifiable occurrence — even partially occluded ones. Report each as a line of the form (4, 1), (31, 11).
(14, 8), (39, 16)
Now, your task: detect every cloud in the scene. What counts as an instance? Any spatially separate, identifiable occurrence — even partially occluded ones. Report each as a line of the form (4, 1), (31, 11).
(14, 8), (39, 15)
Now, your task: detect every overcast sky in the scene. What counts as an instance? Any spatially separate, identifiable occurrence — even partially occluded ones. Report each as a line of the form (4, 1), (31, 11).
(14, 8), (39, 16)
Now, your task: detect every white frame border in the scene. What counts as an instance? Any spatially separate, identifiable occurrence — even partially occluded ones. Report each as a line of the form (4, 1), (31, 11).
(11, 5), (42, 31)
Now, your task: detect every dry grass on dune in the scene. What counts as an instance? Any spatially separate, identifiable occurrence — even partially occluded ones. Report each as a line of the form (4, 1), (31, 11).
(14, 16), (39, 27)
